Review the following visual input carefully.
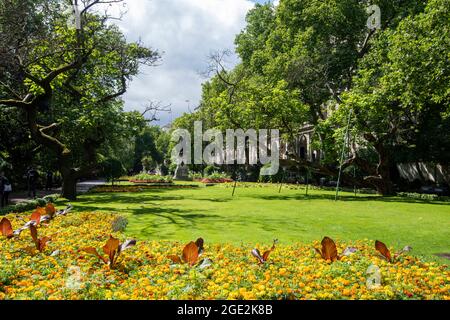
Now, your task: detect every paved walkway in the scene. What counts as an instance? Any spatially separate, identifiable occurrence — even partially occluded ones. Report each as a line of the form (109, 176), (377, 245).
(8, 180), (106, 205)
(76, 180), (107, 193)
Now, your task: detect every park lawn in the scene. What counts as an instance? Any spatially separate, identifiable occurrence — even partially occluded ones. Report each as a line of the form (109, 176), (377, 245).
(60, 184), (450, 264)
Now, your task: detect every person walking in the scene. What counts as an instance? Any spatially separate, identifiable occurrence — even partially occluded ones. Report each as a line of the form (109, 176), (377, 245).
(0, 172), (12, 208)
(27, 166), (39, 198)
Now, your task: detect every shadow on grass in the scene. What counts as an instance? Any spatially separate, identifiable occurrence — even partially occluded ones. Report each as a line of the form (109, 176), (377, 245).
(70, 192), (226, 228)
(249, 193), (450, 205)
(195, 197), (233, 203)
(132, 206), (223, 227)
(76, 192), (186, 206)
(78, 188), (235, 205)
(71, 194), (293, 236)
(131, 205), (301, 238)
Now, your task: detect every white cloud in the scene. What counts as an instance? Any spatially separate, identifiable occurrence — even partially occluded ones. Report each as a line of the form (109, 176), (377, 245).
(109, 0), (257, 125)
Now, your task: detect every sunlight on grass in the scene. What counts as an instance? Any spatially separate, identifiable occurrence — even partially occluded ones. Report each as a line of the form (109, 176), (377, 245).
(60, 184), (450, 264)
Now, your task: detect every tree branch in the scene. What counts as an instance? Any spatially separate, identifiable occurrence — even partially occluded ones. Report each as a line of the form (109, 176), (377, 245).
(38, 123), (60, 134)
(80, 0), (125, 16)
(97, 74), (127, 104)
(0, 99), (31, 108)
(141, 101), (171, 122)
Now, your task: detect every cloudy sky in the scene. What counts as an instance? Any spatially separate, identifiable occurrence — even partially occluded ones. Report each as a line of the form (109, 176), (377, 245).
(108, 0), (276, 125)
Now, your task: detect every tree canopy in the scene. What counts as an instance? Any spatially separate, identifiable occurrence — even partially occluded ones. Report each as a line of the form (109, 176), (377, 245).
(173, 0), (449, 195)
(0, 0), (160, 199)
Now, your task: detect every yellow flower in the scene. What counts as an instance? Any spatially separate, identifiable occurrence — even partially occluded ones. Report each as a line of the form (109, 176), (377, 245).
(1, 209), (449, 300)
(342, 289), (351, 296)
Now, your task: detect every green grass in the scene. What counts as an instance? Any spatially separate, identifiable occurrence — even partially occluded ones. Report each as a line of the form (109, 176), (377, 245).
(59, 184), (450, 264)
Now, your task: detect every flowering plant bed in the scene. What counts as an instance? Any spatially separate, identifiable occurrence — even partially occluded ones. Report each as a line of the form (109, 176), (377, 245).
(191, 172), (233, 184)
(89, 185), (199, 193)
(129, 174), (173, 184)
(0, 209), (449, 300)
(129, 180), (173, 184)
(195, 178), (234, 184)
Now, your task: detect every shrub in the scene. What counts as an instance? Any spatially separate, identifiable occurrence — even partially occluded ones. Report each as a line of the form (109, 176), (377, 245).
(189, 172), (203, 180)
(203, 165), (220, 176)
(397, 192), (450, 202)
(397, 192), (436, 201)
(111, 215), (129, 232)
(0, 194), (59, 216)
(100, 158), (125, 183)
(43, 194), (60, 203)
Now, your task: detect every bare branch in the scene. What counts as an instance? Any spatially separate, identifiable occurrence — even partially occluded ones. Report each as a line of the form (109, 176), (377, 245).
(141, 101), (172, 122)
(38, 123), (60, 133)
(202, 49), (235, 83)
(80, 0), (127, 21)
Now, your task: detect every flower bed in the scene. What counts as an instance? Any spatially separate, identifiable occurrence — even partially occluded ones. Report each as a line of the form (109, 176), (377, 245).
(0, 210), (449, 300)
(129, 180), (173, 184)
(190, 172), (233, 184)
(129, 174), (173, 184)
(195, 178), (234, 184)
(89, 185), (199, 193)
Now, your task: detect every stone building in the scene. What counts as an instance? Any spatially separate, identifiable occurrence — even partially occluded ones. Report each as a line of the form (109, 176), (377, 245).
(280, 124), (322, 164)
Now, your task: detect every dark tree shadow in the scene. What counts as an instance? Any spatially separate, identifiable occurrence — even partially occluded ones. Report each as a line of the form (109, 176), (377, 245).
(248, 193), (450, 206)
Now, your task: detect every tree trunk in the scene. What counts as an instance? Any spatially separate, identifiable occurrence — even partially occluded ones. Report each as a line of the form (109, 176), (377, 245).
(378, 180), (394, 196)
(366, 175), (395, 196)
(364, 141), (396, 196)
(61, 173), (78, 200)
(58, 138), (101, 200)
(24, 103), (80, 200)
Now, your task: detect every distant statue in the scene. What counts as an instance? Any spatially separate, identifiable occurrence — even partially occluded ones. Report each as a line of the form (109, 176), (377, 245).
(173, 163), (189, 180)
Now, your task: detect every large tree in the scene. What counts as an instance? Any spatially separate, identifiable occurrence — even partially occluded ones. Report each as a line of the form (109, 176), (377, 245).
(327, 0), (450, 194)
(181, 0), (447, 195)
(0, 0), (159, 199)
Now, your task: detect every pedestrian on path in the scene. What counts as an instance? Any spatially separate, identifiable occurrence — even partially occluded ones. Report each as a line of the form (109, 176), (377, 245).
(0, 172), (12, 208)
(27, 166), (39, 198)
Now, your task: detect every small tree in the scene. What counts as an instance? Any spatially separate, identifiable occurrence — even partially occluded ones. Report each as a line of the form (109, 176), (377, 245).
(100, 158), (125, 186)
(141, 155), (157, 173)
